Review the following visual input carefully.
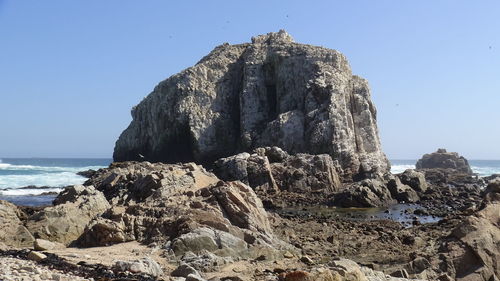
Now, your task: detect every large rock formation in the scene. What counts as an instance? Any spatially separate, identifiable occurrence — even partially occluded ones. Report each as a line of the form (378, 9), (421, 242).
(78, 161), (290, 258)
(114, 30), (389, 180)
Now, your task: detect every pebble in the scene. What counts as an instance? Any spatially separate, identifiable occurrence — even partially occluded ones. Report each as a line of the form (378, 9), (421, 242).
(0, 257), (92, 281)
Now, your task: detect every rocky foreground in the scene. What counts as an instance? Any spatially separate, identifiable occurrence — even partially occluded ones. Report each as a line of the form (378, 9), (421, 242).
(0, 149), (499, 280)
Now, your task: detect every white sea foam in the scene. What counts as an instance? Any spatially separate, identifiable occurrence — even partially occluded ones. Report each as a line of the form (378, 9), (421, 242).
(472, 166), (500, 177)
(0, 172), (88, 189)
(0, 163), (103, 173)
(0, 188), (63, 196)
(390, 164), (416, 174)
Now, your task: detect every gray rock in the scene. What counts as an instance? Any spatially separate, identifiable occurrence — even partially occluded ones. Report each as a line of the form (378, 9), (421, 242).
(214, 147), (342, 194)
(113, 257), (163, 277)
(386, 176), (419, 203)
(213, 152), (278, 193)
(416, 149), (473, 175)
(180, 251), (233, 272)
(398, 169), (428, 193)
(270, 152), (342, 193)
(113, 30), (389, 180)
(333, 178), (396, 207)
(171, 263), (200, 278)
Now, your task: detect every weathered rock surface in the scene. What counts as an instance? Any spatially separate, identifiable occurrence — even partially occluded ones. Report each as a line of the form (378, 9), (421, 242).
(332, 178), (395, 207)
(397, 170), (427, 193)
(25, 185), (110, 245)
(446, 181), (500, 281)
(114, 30), (389, 180)
(214, 147), (342, 194)
(416, 149), (473, 175)
(0, 200), (34, 248)
(331, 174), (420, 208)
(277, 259), (422, 281)
(78, 161), (290, 259)
(33, 238), (65, 251)
(114, 257), (163, 277)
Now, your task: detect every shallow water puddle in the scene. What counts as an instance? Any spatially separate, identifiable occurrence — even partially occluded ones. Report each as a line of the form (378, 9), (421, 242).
(276, 204), (442, 227)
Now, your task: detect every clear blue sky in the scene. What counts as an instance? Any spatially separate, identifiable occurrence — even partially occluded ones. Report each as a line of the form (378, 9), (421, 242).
(1, 1), (499, 159)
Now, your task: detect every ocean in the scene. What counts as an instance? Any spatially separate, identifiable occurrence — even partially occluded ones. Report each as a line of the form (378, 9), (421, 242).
(0, 158), (111, 206)
(0, 158), (499, 206)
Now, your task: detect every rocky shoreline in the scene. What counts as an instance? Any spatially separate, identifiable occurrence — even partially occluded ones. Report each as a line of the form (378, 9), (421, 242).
(1, 31), (498, 281)
(1, 152), (498, 280)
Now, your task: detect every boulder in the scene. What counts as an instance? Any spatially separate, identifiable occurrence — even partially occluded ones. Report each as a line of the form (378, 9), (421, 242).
(269, 152), (342, 193)
(416, 149), (473, 175)
(179, 251), (233, 272)
(213, 152), (278, 193)
(33, 239), (65, 251)
(113, 30), (389, 181)
(214, 147), (342, 194)
(398, 169), (428, 193)
(386, 177), (419, 203)
(0, 200), (35, 248)
(114, 257), (163, 277)
(171, 263), (202, 278)
(25, 185), (110, 245)
(332, 178), (395, 207)
(27, 251), (47, 262)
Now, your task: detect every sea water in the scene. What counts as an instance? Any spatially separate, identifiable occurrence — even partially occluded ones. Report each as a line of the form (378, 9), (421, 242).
(391, 159), (500, 177)
(0, 158), (110, 206)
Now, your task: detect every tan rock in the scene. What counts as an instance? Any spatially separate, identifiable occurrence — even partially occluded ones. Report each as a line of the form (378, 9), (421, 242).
(78, 162), (291, 259)
(34, 239), (65, 251)
(26, 185), (110, 245)
(27, 251), (47, 262)
(0, 200), (34, 248)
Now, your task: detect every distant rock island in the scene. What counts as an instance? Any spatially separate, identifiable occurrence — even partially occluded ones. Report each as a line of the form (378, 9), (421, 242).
(416, 148), (473, 174)
(114, 30), (389, 181)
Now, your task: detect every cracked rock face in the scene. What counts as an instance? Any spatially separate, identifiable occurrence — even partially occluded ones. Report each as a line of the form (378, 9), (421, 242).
(114, 30), (389, 180)
(78, 162), (290, 259)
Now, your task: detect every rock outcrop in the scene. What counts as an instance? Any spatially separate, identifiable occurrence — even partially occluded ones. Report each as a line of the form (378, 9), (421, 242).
(78, 162), (290, 258)
(446, 181), (500, 281)
(332, 173), (422, 208)
(25, 185), (110, 245)
(214, 147), (342, 194)
(0, 200), (34, 248)
(416, 149), (473, 175)
(114, 30), (389, 180)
